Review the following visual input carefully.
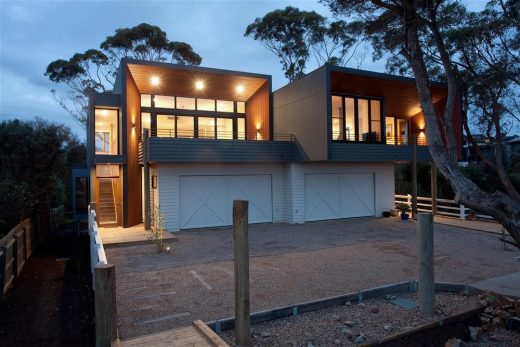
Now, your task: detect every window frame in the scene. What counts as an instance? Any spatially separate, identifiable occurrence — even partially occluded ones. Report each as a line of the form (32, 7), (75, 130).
(330, 93), (384, 144)
(94, 108), (120, 155)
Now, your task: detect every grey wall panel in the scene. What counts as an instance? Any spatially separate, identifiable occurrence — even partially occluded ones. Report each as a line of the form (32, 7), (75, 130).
(147, 138), (306, 163)
(92, 93), (121, 107)
(273, 67), (328, 161)
(329, 143), (431, 162)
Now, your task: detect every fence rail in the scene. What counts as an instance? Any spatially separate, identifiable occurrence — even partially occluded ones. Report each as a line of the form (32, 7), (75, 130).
(88, 204), (119, 346)
(0, 219), (33, 296)
(395, 194), (493, 220)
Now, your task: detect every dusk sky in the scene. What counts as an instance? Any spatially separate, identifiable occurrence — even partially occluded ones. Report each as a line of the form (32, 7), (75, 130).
(0, 0), (486, 139)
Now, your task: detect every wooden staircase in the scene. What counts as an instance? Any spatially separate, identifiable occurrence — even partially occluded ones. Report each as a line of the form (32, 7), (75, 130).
(98, 178), (118, 227)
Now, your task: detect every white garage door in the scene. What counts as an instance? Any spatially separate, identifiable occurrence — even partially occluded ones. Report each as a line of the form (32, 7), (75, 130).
(179, 175), (272, 229)
(304, 173), (375, 221)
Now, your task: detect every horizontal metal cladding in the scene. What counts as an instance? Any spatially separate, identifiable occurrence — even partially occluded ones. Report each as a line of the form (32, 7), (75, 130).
(329, 143), (431, 162)
(147, 138), (306, 162)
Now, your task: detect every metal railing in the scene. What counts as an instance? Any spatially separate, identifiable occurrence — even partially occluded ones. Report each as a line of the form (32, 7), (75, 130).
(144, 128), (293, 142)
(332, 133), (428, 146)
(394, 194), (493, 220)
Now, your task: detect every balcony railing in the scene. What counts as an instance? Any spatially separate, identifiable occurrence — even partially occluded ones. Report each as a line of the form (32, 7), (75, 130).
(144, 129), (294, 142)
(333, 133), (427, 146)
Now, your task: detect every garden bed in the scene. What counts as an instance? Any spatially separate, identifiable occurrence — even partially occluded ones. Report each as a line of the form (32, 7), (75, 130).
(219, 292), (519, 346)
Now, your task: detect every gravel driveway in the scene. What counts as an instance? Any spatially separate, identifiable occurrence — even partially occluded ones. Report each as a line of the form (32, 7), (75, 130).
(105, 217), (520, 339)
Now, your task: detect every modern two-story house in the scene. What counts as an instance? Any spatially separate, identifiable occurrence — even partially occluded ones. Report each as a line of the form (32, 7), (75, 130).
(86, 58), (461, 231)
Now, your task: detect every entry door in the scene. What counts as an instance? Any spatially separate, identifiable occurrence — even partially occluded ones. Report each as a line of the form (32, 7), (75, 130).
(304, 173), (375, 222)
(179, 175), (273, 229)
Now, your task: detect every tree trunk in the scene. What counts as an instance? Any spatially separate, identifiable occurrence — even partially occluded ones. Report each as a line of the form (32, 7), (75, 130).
(402, 2), (520, 247)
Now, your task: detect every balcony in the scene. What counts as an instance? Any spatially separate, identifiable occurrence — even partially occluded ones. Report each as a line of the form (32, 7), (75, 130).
(139, 129), (308, 164)
(330, 135), (430, 162)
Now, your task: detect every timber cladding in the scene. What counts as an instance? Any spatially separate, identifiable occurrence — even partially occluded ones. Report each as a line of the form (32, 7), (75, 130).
(246, 81), (270, 140)
(125, 68), (143, 227)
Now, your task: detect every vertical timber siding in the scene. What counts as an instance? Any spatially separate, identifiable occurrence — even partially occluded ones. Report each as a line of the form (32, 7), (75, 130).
(246, 81), (270, 140)
(125, 68), (142, 227)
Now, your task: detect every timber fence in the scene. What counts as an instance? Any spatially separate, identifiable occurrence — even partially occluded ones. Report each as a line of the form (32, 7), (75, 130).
(0, 219), (34, 296)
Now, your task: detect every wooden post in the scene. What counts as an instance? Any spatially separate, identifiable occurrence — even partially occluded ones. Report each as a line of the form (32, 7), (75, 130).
(233, 200), (252, 347)
(431, 162), (437, 215)
(460, 204), (466, 220)
(417, 213), (435, 315)
(411, 135), (418, 218)
(94, 264), (118, 347)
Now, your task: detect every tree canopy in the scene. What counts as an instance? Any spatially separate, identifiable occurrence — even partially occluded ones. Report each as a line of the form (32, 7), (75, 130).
(0, 119), (85, 235)
(45, 23), (202, 126)
(245, 6), (361, 82)
(323, 0), (520, 246)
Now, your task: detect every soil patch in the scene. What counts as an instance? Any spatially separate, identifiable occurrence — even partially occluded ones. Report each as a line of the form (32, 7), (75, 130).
(0, 223), (95, 346)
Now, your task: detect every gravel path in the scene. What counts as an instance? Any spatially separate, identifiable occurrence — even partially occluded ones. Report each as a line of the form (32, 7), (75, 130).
(220, 292), (482, 346)
(107, 217), (520, 339)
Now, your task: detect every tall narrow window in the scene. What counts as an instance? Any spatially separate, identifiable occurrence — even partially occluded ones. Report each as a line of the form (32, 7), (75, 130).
(370, 100), (381, 142)
(95, 109), (118, 154)
(237, 102), (246, 114)
(217, 118), (233, 139)
(157, 114), (175, 137)
(177, 116), (194, 138)
(357, 99), (369, 141)
(198, 117), (215, 138)
(345, 98), (355, 141)
(237, 118), (246, 140)
(331, 96), (344, 140)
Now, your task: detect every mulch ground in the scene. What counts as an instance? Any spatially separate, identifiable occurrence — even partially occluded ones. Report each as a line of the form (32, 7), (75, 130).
(0, 223), (95, 347)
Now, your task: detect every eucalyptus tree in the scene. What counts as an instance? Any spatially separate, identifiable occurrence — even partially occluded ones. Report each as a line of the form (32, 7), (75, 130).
(323, 0), (520, 246)
(45, 23), (202, 126)
(245, 6), (360, 82)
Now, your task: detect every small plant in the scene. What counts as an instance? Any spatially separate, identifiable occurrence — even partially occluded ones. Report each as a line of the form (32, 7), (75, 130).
(396, 203), (411, 214)
(148, 204), (167, 253)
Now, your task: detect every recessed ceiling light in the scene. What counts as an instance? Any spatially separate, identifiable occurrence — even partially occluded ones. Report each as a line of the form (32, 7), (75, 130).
(150, 76), (160, 86)
(195, 80), (204, 90)
(236, 85), (244, 93)
(100, 109), (109, 116)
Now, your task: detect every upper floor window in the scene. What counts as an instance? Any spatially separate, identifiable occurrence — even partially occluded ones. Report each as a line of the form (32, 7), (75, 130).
(95, 108), (118, 155)
(331, 95), (382, 143)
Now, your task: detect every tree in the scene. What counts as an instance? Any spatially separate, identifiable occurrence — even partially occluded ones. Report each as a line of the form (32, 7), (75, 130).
(323, 0), (520, 246)
(0, 118), (84, 235)
(245, 6), (360, 82)
(45, 23), (202, 126)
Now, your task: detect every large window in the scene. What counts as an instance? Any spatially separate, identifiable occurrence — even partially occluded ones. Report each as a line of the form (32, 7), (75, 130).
(330, 95), (382, 143)
(157, 114), (176, 137)
(217, 118), (233, 139)
(198, 117), (215, 138)
(177, 116), (194, 138)
(95, 109), (118, 154)
(385, 116), (409, 145)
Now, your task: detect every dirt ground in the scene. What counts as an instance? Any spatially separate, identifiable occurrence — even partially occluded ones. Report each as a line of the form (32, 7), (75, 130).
(106, 217), (519, 340)
(0, 223), (95, 347)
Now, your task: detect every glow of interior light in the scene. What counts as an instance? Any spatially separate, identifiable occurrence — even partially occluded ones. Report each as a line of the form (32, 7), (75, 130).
(100, 109), (109, 116)
(195, 80), (204, 90)
(150, 76), (161, 86)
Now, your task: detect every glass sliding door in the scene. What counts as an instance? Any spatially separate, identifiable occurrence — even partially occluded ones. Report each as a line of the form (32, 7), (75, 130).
(357, 99), (369, 141)
(345, 98), (355, 141)
(217, 118), (233, 139)
(177, 116), (194, 138)
(370, 100), (381, 142)
(198, 117), (215, 139)
(386, 116), (396, 144)
(157, 114), (176, 137)
(397, 118), (409, 144)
